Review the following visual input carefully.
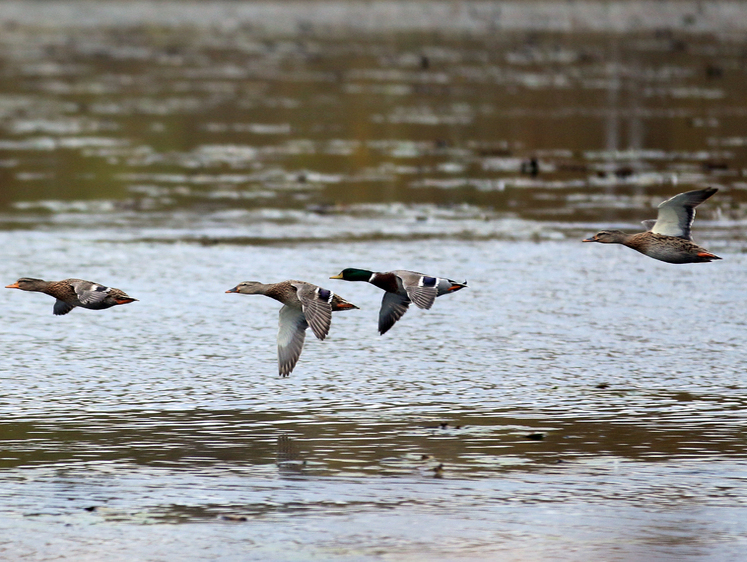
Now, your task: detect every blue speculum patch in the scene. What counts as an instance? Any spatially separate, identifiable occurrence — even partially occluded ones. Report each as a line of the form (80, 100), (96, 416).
(317, 288), (332, 301)
(422, 277), (437, 287)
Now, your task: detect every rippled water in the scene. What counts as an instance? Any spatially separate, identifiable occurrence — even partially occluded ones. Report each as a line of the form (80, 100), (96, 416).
(1, 2), (747, 561)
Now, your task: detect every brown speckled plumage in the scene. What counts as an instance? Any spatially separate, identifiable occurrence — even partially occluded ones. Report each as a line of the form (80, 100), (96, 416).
(583, 188), (721, 264)
(226, 280), (358, 377)
(5, 277), (138, 315)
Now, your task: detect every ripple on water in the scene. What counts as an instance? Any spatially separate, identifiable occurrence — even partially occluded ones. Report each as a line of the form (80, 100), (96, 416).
(1, 4), (747, 559)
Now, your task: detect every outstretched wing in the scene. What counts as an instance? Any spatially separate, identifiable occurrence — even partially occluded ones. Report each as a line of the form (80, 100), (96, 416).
(292, 282), (333, 341)
(651, 188), (717, 240)
(378, 292), (410, 335)
(277, 304), (308, 377)
(68, 279), (111, 305)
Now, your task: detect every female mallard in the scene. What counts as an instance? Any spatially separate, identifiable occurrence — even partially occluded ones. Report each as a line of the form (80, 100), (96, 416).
(583, 187), (721, 264)
(5, 277), (137, 315)
(330, 269), (467, 335)
(226, 280), (358, 377)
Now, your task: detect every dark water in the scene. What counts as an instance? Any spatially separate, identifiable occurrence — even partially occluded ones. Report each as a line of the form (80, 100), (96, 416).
(1, 2), (747, 560)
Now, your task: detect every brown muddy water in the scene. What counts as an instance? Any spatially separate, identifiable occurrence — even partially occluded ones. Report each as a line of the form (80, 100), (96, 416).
(1, 1), (747, 560)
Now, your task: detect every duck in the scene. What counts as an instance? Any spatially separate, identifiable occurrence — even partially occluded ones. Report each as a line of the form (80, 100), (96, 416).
(582, 187), (721, 264)
(5, 277), (138, 315)
(225, 280), (358, 377)
(329, 269), (467, 335)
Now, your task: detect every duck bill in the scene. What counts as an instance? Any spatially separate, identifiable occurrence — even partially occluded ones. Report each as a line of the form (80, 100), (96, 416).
(329, 273), (343, 279)
(114, 298), (137, 304)
(225, 286), (239, 293)
(5, 282), (20, 289)
(582, 236), (598, 243)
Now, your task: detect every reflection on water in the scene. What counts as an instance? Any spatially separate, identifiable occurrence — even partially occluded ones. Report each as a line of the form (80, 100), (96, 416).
(1, 1), (747, 229)
(3, 398), (747, 476)
(2, 235), (747, 560)
(1, 1), (747, 560)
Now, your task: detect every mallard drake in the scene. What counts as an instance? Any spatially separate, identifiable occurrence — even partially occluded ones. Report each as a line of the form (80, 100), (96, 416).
(226, 280), (358, 377)
(5, 277), (137, 315)
(329, 269), (467, 335)
(583, 187), (721, 264)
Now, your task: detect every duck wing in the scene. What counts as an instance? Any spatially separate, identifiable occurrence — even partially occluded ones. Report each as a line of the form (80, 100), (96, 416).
(292, 282), (333, 341)
(651, 188), (718, 240)
(53, 300), (75, 316)
(393, 271), (438, 310)
(68, 279), (112, 305)
(277, 304), (309, 377)
(379, 291), (410, 335)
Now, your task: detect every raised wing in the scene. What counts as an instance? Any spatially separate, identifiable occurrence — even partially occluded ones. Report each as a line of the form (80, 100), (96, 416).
(395, 271), (438, 310)
(651, 188), (718, 240)
(292, 282), (333, 341)
(277, 304), (308, 377)
(378, 291), (410, 335)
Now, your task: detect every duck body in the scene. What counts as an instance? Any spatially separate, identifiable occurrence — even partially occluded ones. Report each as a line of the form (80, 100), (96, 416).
(583, 188), (721, 264)
(226, 280), (358, 377)
(5, 277), (138, 315)
(330, 268), (467, 335)
(586, 230), (720, 264)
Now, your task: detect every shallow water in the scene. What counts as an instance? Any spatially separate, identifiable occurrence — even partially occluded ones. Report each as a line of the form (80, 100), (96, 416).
(1, 2), (747, 561)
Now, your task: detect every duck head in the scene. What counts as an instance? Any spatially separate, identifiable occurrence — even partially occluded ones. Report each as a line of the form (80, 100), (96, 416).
(582, 230), (628, 244)
(330, 268), (373, 282)
(5, 278), (47, 292)
(226, 281), (266, 295)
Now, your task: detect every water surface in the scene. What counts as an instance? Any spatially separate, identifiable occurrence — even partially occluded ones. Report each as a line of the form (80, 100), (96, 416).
(1, 2), (747, 560)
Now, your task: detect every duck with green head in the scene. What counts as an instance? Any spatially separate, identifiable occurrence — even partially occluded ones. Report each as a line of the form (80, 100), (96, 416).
(330, 268), (467, 335)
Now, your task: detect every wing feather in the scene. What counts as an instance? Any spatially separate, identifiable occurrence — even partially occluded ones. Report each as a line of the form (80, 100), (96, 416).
(391, 270), (438, 310)
(651, 188), (717, 240)
(378, 292), (410, 335)
(53, 300), (75, 316)
(402, 277), (437, 310)
(277, 305), (308, 377)
(69, 279), (111, 305)
(293, 282), (333, 341)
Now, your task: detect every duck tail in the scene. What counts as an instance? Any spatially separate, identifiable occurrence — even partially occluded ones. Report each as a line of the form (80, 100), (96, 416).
(448, 280), (468, 292)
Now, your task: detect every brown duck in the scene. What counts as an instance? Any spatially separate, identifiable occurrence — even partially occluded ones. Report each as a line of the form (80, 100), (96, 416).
(226, 280), (359, 377)
(583, 187), (721, 264)
(5, 278), (138, 315)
